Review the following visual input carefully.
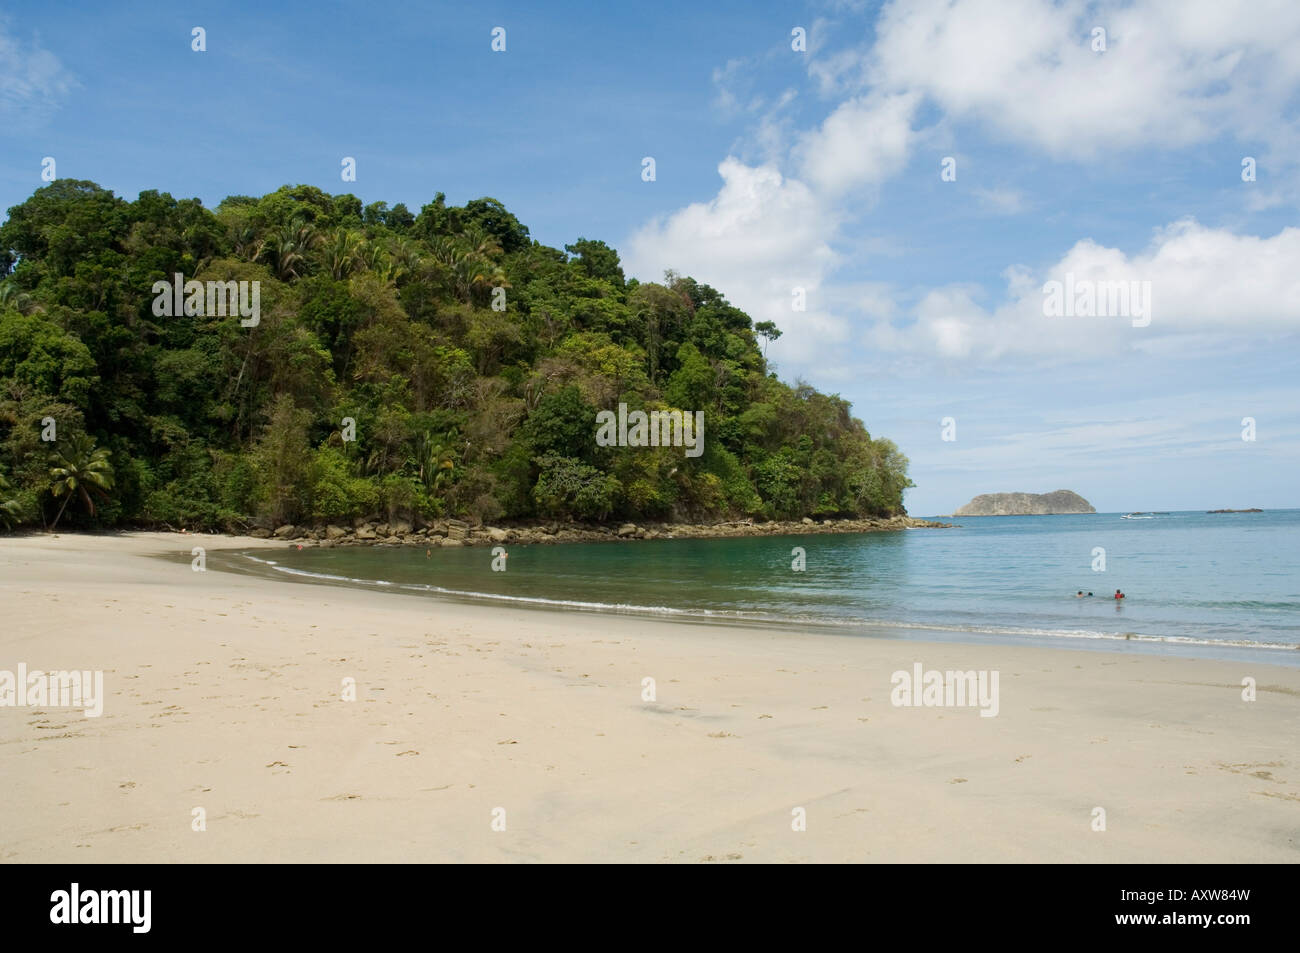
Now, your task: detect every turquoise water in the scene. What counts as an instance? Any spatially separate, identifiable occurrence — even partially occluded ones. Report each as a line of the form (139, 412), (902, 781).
(237, 510), (1300, 663)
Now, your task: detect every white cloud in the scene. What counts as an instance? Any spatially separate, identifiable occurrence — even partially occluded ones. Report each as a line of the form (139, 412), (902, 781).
(868, 0), (1300, 158)
(868, 220), (1300, 363)
(0, 23), (76, 120)
(627, 0), (1300, 381)
(794, 91), (920, 196)
(973, 187), (1028, 214)
(623, 158), (848, 365)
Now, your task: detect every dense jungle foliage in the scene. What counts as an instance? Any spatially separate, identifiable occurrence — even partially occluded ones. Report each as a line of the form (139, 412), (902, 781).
(0, 180), (912, 531)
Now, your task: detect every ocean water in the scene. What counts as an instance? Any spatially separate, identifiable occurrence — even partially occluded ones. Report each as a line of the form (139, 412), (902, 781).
(235, 510), (1300, 663)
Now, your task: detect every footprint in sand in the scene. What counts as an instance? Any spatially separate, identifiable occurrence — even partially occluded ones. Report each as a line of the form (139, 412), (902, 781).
(1217, 761), (1284, 782)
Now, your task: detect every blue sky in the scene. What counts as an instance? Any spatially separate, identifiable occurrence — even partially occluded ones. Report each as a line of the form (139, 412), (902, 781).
(3, 0), (1298, 515)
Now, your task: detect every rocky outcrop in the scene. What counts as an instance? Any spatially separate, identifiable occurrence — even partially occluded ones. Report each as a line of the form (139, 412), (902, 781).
(953, 490), (1094, 516)
(261, 514), (952, 550)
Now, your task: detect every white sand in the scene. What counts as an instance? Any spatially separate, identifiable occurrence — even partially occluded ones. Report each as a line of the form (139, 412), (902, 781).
(1, 531), (1297, 862)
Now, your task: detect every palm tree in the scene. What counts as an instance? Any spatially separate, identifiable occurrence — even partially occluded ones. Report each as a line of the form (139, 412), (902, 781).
(320, 228), (363, 280)
(413, 432), (456, 490)
(48, 435), (115, 530)
(230, 222), (260, 259)
(460, 226), (502, 261)
(0, 470), (21, 529)
(0, 282), (44, 315)
(387, 236), (423, 282)
(426, 234), (508, 303)
(457, 257), (498, 302)
(257, 222), (321, 281)
(358, 241), (393, 280)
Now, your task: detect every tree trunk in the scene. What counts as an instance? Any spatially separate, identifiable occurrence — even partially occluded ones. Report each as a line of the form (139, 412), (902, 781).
(49, 492), (71, 531)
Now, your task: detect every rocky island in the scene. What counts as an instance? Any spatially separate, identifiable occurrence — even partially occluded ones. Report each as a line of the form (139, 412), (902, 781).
(952, 490), (1095, 516)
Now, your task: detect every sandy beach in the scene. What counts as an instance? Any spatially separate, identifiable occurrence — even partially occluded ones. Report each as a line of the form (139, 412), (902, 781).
(1, 531), (1297, 863)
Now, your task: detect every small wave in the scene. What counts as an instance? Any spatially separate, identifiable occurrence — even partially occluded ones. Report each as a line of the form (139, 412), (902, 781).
(238, 554), (1300, 652)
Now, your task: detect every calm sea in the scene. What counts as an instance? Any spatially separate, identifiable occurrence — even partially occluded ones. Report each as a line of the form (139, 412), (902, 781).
(234, 510), (1300, 664)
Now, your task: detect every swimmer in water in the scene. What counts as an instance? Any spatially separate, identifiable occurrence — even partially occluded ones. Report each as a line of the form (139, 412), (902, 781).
(1114, 589), (1125, 601)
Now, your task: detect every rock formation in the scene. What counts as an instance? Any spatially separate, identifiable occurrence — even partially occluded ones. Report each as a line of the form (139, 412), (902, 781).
(953, 490), (1095, 516)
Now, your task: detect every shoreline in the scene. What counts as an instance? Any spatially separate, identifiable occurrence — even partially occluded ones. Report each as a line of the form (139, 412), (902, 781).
(88, 513), (953, 548)
(3, 531), (1297, 863)
(218, 545), (1300, 669)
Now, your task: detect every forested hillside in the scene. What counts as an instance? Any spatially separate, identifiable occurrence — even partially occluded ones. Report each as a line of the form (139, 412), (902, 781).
(0, 180), (912, 531)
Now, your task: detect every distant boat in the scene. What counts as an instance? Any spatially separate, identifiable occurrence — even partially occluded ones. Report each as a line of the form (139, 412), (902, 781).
(1121, 512), (1155, 520)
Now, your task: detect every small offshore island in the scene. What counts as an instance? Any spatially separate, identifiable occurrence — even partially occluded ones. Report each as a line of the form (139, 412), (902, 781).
(951, 489), (1095, 516)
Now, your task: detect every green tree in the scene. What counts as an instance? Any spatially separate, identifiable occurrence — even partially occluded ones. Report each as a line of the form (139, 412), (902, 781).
(251, 395), (313, 524)
(521, 385), (598, 463)
(413, 431), (456, 491)
(48, 435), (115, 530)
(754, 320), (782, 356)
(0, 469), (21, 528)
(0, 179), (912, 530)
(532, 453), (620, 520)
(565, 238), (624, 286)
